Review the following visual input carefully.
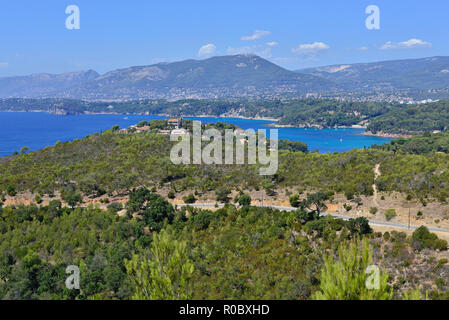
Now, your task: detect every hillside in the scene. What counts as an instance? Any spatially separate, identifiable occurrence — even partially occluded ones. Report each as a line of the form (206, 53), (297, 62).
(3, 55), (449, 100)
(0, 70), (99, 99)
(0, 55), (333, 100)
(1, 130), (449, 300)
(298, 56), (449, 92)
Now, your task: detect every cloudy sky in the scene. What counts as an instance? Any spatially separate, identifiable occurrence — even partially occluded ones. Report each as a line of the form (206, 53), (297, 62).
(0, 0), (447, 76)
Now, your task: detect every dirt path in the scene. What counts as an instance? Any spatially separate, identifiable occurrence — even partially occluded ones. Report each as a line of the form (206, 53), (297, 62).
(373, 164), (381, 207)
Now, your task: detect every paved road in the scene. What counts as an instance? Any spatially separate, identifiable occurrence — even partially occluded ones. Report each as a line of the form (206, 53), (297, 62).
(74, 202), (449, 234)
(175, 203), (449, 234)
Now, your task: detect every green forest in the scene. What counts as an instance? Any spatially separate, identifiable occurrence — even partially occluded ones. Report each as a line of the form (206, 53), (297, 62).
(1, 128), (449, 204)
(1, 127), (449, 300)
(2, 98), (449, 135)
(1, 189), (447, 300)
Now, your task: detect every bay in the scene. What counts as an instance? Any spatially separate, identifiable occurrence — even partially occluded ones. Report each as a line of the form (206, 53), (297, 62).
(0, 112), (391, 157)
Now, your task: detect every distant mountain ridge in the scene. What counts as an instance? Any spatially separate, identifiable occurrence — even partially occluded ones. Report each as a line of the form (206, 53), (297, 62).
(1, 55), (449, 100)
(0, 55), (333, 100)
(297, 56), (449, 92)
(0, 70), (99, 98)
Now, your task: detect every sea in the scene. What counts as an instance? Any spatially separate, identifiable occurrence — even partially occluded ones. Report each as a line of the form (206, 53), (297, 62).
(0, 112), (392, 157)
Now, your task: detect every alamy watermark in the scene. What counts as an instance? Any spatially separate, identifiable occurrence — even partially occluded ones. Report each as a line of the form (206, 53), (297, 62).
(170, 121), (278, 175)
(66, 5), (80, 30)
(365, 265), (380, 290)
(65, 265), (80, 290)
(365, 5), (380, 30)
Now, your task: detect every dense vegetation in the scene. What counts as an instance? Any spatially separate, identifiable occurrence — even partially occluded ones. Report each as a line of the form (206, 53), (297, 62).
(367, 100), (449, 135)
(2, 98), (448, 134)
(1, 187), (447, 300)
(1, 128), (449, 203)
(1, 124), (449, 299)
(374, 131), (449, 154)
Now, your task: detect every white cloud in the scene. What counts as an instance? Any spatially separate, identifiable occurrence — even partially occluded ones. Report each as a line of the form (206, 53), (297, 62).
(226, 45), (272, 59)
(292, 42), (330, 55)
(380, 38), (432, 50)
(241, 30), (271, 41)
(266, 41), (278, 47)
(0, 62), (8, 67)
(357, 46), (369, 51)
(198, 44), (217, 58)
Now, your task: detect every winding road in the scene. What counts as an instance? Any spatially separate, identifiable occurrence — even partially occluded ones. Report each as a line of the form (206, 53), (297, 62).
(175, 203), (449, 235)
(77, 200), (449, 235)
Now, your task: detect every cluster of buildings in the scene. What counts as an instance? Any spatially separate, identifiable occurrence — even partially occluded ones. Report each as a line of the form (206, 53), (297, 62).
(120, 117), (188, 135)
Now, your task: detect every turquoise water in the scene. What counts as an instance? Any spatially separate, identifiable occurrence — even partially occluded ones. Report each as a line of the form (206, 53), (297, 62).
(0, 112), (391, 157)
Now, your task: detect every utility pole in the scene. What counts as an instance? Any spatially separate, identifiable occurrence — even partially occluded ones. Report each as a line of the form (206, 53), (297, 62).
(408, 208), (411, 230)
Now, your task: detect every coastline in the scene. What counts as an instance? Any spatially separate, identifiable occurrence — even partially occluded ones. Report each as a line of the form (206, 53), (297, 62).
(361, 131), (413, 139)
(159, 113), (280, 122)
(0, 109), (281, 122)
(0, 110), (415, 138)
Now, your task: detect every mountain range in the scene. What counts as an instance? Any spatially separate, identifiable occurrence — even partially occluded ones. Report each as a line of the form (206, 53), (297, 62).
(297, 56), (449, 92)
(1, 55), (449, 100)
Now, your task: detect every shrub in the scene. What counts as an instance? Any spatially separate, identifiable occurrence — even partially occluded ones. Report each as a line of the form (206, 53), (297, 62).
(384, 209), (397, 221)
(238, 194), (251, 207)
(369, 207), (378, 215)
(183, 194), (196, 204)
(435, 278), (445, 290)
(412, 226), (448, 251)
(167, 191), (175, 199)
(289, 194), (300, 208)
(34, 193), (43, 204)
(344, 191), (354, 201)
(346, 217), (373, 236)
(107, 202), (123, 212)
(6, 186), (16, 197)
(216, 188), (231, 203)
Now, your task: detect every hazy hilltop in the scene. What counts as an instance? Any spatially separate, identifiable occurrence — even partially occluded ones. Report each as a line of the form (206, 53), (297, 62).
(298, 56), (449, 92)
(0, 70), (99, 99)
(0, 55), (333, 100)
(1, 55), (449, 100)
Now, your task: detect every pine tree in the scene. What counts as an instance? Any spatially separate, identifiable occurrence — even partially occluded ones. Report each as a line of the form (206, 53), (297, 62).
(402, 288), (429, 300)
(125, 227), (194, 300)
(313, 238), (392, 300)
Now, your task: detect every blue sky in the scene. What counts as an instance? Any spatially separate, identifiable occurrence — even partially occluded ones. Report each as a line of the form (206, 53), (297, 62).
(0, 0), (447, 76)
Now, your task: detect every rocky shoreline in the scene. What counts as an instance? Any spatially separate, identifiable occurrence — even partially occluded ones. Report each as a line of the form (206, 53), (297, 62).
(361, 131), (414, 139)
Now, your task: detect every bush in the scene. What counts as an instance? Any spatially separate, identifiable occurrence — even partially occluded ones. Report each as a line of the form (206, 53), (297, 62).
(107, 202), (123, 212)
(344, 190), (354, 201)
(289, 194), (300, 208)
(215, 188), (231, 203)
(6, 186), (16, 196)
(369, 207), (378, 215)
(346, 217), (373, 236)
(412, 226), (448, 251)
(238, 194), (251, 207)
(183, 194), (196, 204)
(61, 191), (83, 208)
(384, 209), (397, 221)
(167, 191), (175, 199)
(34, 193), (43, 204)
